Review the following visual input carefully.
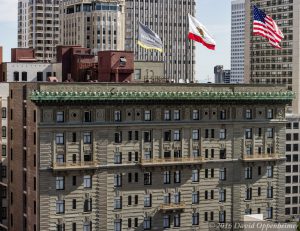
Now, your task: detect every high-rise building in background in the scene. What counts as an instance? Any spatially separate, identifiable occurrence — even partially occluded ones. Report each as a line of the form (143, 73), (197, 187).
(125, 0), (196, 82)
(17, 0), (60, 62)
(245, 0), (300, 221)
(230, 0), (245, 83)
(214, 65), (230, 84)
(60, 0), (126, 52)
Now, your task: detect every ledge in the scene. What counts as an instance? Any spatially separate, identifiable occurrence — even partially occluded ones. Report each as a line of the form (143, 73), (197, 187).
(30, 90), (295, 103)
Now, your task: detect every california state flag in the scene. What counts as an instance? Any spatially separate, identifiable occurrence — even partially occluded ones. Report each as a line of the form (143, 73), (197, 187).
(188, 14), (216, 50)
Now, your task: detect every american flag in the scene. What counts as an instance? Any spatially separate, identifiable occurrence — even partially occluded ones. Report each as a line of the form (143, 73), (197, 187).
(253, 5), (284, 48)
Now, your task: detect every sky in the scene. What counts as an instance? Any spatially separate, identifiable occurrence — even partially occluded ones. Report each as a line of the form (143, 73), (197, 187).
(0, 0), (231, 83)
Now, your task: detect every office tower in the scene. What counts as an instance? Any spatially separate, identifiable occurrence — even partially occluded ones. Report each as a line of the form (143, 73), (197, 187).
(60, 0), (126, 53)
(244, 0), (299, 112)
(125, 0), (196, 82)
(214, 65), (230, 84)
(244, 0), (300, 221)
(3, 82), (292, 230)
(231, 0), (245, 83)
(17, 0), (60, 62)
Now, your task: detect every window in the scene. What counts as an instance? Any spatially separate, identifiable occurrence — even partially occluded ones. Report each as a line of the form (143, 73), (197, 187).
(164, 131), (171, 141)
(144, 110), (151, 121)
(56, 154), (64, 163)
(192, 129), (199, 140)
(219, 129), (226, 139)
(72, 199), (76, 209)
(2, 145), (6, 156)
(267, 128), (273, 138)
(83, 222), (91, 231)
(219, 189), (226, 202)
(144, 151), (152, 160)
(84, 198), (92, 212)
(220, 110), (226, 120)
(134, 172), (138, 182)
(144, 131), (151, 142)
(84, 175), (92, 188)
(2, 108), (6, 118)
(219, 168), (226, 181)
(219, 211), (226, 223)
(245, 187), (252, 200)
(2, 126), (6, 138)
(220, 149), (226, 159)
(114, 152), (122, 164)
(13, 72), (19, 81)
(192, 110), (199, 120)
(56, 133), (64, 145)
(134, 131), (139, 140)
(84, 111), (91, 122)
(266, 207), (273, 219)
(143, 217), (151, 230)
(174, 170), (181, 183)
(245, 128), (252, 139)
(144, 172), (152, 185)
(163, 171), (171, 184)
(174, 214), (181, 227)
(114, 132), (122, 143)
(83, 132), (92, 144)
(192, 169), (199, 182)
(57, 224), (65, 231)
(267, 166), (273, 178)
(245, 167), (252, 179)
(192, 149), (200, 157)
(267, 186), (273, 198)
(192, 191), (199, 204)
(56, 112), (64, 122)
(114, 110), (121, 122)
(56, 177), (64, 190)
(267, 109), (273, 119)
(192, 212), (199, 225)
(37, 72), (43, 81)
(114, 219), (122, 231)
(114, 174), (122, 187)
(114, 196), (122, 209)
(144, 194), (152, 207)
(134, 195), (138, 205)
(128, 218), (132, 228)
(294, 122), (299, 129)
(163, 215), (170, 228)
(164, 110), (170, 120)
(245, 109), (252, 119)
(56, 200), (65, 214)
(174, 110), (180, 120)
(174, 130), (181, 141)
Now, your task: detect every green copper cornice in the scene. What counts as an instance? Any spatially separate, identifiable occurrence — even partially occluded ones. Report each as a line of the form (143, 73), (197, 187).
(30, 90), (295, 103)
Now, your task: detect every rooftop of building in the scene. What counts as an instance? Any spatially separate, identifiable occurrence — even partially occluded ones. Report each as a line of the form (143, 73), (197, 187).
(29, 82), (294, 104)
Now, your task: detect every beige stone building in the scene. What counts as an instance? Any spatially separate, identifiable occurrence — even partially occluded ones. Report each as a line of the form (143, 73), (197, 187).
(60, 0), (126, 53)
(2, 82), (293, 230)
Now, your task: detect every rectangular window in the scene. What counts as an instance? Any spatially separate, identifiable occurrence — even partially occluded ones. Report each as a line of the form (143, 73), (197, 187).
(192, 129), (199, 140)
(219, 189), (226, 202)
(220, 110), (226, 120)
(164, 110), (171, 120)
(267, 109), (273, 119)
(84, 198), (92, 212)
(114, 219), (122, 231)
(56, 200), (65, 214)
(56, 176), (64, 190)
(2, 145), (6, 156)
(267, 186), (273, 198)
(144, 110), (151, 121)
(174, 130), (181, 141)
(114, 174), (122, 187)
(144, 194), (152, 207)
(163, 171), (171, 184)
(164, 130), (171, 141)
(219, 129), (226, 140)
(219, 168), (226, 181)
(114, 132), (122, 143)
(245, 109), (252, 119)
(174, 110), (180, 120)
(174, 170), (181, 183)
(114, 196), (122, 209)
(114, 152), (122, 164)
(163, 215), (170, 228)
(2, 108), (6, 118)
(144, 131), (151, 142)
(174, 214), (180, 227)
(245, 188), (252, 200)
(192, 169), (199, 182)
(84, 111), (91, 122)
(144, 172), (152, 185)
(266, 207), (273, 219)
(143, 217), (151, 230)
(192, 191), (199, 204)
(192, 110), (199, 120)
(55, 133), (64, 145)
(84, 175), (92, 188)
(267, 166), (273, 178)
(267, 128), (274, 138)
(245, 128), (252, 139)
(114, 110), (121, 122)
(37, 72), (43, 81)
(219, 211), (226, 223)
(245, 167), (252, 179)
(192, 212), (199, 225)
(56, 112), (64, 123)
(83, 132), (92, 144)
